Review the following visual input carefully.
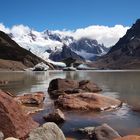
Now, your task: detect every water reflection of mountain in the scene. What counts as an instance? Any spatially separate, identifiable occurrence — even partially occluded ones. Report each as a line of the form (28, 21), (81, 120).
(0, 71), (66, 95)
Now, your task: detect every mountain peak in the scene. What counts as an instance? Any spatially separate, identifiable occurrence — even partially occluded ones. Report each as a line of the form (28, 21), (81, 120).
(135, 18), (140, 25)
(96, 19), (140, 69)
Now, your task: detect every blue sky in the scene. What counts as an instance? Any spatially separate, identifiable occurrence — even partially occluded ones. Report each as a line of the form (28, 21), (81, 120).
(0, 0), (140, 31)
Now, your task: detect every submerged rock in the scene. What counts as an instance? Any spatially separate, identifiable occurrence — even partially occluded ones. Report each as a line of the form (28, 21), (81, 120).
(76, 126), (95, 138)
(14, 92), (45, 105)
(55, 92), (122, 111)
(114, 135), (140, 140)
(43, 109), (65, 124)
(0, 90), (38, 139)
(27, 122), (66, 140)
(94, 124), (121, 140)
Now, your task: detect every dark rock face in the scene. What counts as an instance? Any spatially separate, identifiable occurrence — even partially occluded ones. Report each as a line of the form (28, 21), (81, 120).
(0, 90), (38, 139)
(48, 78), (79, 91)
(49, 39), (108, 61)
(43, 109), (65, 124)
(0, 31), (53, 70)
(48, 78), (79, 98)
(70, 37), (108, 59)
(55, 93), (122, 111)
(109, 19), (140, 54)
(94, 124), (121, 140)
(95, 19), (140, 69)
(49, 44), (85, 62)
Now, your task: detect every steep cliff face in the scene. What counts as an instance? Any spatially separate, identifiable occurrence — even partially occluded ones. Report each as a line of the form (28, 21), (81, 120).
(94, 19), (140, 69)
(70, 38), (108, 60)
(49, 44), (85, 62)
(0, 31), (53, 70)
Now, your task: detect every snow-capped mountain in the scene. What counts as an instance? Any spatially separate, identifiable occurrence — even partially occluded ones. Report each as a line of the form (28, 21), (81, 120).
(10, 28), (109, 62)
(69, 37), (108, 60)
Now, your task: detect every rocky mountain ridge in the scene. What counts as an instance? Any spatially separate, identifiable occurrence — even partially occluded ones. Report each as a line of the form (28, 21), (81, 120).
(0, 31), (53, 70)
(93, 19), (140, 69)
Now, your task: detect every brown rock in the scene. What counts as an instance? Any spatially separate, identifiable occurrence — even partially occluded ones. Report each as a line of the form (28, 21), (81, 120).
(0, 90), (38, 139)
(114, 135), (140, 140)
(48, 78), (79, 98)
(43, 109), (65, 124)
(94, 124), (121, 140)
(48, 79), (102, 99)
(20, 105), (44, 115)
(55, 93), (122, 111)
(14, 92), (45, 105)
(79, 80), (102, 92)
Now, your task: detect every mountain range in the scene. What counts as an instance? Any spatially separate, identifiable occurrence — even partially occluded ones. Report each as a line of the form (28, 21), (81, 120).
(0, 19), (140, 70)
(10, 29), (109, 62)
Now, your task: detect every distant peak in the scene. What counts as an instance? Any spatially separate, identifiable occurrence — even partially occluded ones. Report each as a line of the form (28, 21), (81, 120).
(135, 19), (140, 24)
(132, 19), (140, 29)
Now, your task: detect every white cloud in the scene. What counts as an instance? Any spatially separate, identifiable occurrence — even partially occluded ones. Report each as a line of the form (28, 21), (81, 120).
(53, 25), (129, 47)
(0, 23), (129, 47)
(10, 25), (30, 37)
(0, 23), (10, 33)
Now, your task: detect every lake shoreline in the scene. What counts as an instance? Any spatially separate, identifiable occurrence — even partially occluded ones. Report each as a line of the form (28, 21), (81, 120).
(0, 71), (140, 139)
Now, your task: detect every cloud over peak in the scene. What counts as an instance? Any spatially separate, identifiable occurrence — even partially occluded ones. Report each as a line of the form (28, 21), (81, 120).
(0, 23), (129, 47)
(53, 25), (129, 47)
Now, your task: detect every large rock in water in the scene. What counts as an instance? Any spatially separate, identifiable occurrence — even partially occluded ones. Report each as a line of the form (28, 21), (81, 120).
(48, 79), (102, 99)
(114, 135), (140, 140)
(48, 78), (79, 98)
(76, 124), (121, 139)
(27, 122), (66, 140)
(0, 90), (38, 139)
(94, 124), (121, 140)
(55, 93), (122, 111)
(43, 109), (65, 124)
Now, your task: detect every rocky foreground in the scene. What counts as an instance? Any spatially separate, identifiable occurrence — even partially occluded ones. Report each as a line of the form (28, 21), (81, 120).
(0, 79), (140, 140)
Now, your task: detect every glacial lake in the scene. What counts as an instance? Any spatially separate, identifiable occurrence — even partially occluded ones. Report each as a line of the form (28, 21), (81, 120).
(0, 70), (140, 139)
